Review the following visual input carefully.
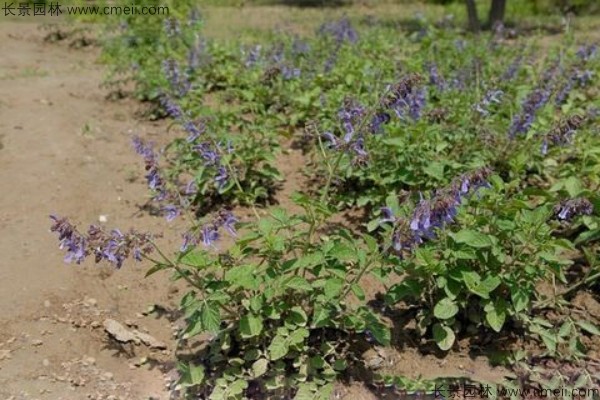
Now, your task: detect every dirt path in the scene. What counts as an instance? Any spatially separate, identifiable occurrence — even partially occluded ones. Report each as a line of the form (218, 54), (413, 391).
(0, 21), (180, 400)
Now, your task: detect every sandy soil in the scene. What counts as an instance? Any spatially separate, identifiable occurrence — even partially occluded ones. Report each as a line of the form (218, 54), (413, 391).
(0, 21), (178, 400)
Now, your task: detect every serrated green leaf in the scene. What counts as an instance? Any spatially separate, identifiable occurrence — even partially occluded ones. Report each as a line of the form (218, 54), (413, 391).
(201, 302), (221, 333)
(285, 276), (312, 292)
(451, 230), (493, 248)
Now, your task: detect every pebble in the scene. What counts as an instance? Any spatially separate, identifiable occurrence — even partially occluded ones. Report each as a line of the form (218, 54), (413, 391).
(44, 300), (51, 308)
(42, 359), (50, 367)
(99, 215), (108, 223)
(31, 339), (43, 346)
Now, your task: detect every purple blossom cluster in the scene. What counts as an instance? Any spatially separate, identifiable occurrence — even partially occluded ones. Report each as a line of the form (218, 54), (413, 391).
(380, 168), (492, 257)
(322, 99), (368, 165)
(244, 45), (262, 68)
(554, 198), (593, 221)
(181, 210), (238, 251)
(162, 59), (191, 98)
(132, 136), (167, 201)
(318, 17), (358, 45)
(576, 44), (598, 62)
(426, 62), (446, 92)
(381, 74), (426, 122)
(50, 215), (155, 268)
(555, 68), (594, 106)
(541, 114), (586, 155)
(508, 88), (551, 138)
(163, 17), (181, 37)
(508, 57), (562, 138)
(474, 89), (503, 117)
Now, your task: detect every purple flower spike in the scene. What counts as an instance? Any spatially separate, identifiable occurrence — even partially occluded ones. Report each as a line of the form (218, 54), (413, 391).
(163, 204), (179, 222)
(380, 207), (396, 224)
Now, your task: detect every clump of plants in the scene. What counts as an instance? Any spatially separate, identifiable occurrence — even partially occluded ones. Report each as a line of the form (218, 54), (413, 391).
(51, 5), (600, 399)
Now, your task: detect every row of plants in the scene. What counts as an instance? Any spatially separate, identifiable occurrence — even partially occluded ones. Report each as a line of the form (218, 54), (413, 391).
(52, 4), (600, 399)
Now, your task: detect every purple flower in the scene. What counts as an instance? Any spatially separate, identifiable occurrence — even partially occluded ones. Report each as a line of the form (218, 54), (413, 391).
(542, 114), (586, 154)
(185, 180), (197, 195)
(426, 62), (446, 91)
(162, 59), (190, 97)
(474, 89), (503, 117)
(282, 66), (301, 80)
(215, 166), (228, 189)
(221, 212), (238, 236)
(244, 45), (262, 68)
(380, 207), (396, 224)
(502, 54), (523, 81)
(509, 88), (551, 138)
(50, 216), (155, 268)
(160, 96), (183, 119)
(163, 204), (179, 222)
(370, 112), (391, 134)
(318, 17), (358, 45)
(384, 168), (492, 258)
(554, 198), (593, 221)
(183, 120), (206, 143)
(382, 74), (426, 122)
(163, 18), (180, 37)
(193, 142), (220, 166)
(202, 226), (220, 247)
(576, 44), (597, 61)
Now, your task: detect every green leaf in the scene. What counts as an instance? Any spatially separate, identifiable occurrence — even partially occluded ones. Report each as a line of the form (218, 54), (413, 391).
(252, 358), (269, 378)
(564, 176), (583, 197)
(434, 298), (459, 320)
(293, 252), (324, 270)
(268, 334), (289, 360)
(289, 327), (309, 345)
(201, 302), (221, 333)
(423, 161), (445, 180)
(189, 363), (205, 386)
(323, 278), (343, 300)
(451, 230), (493, 248)
(486, 306), (506, 333)
(576, 320), (600, 336)
(285, 276), (312, 292)
(329, 243), (355, 262)
(229, 379), (248, 396)
(351, 283), (366, 301)
(240, 314), (263, 338)
(180, 251), (209, 268)
(432, 323), (455, 351)
(225, 265), (258, 289)
(511, 287), (529, 312)
(288, 306), (308, 326)
(364, 312), (391, 346)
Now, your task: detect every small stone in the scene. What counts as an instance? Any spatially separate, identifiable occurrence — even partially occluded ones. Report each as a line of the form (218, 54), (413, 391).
(84, 298), (97, 307)
(103, 372), (114, 380)
(42, 359), (50, 367)
(31, 339), (43, 346)
(99, 215), (108, 223)
(44, 300), (51, 308)
(84, 357), (96, 365)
